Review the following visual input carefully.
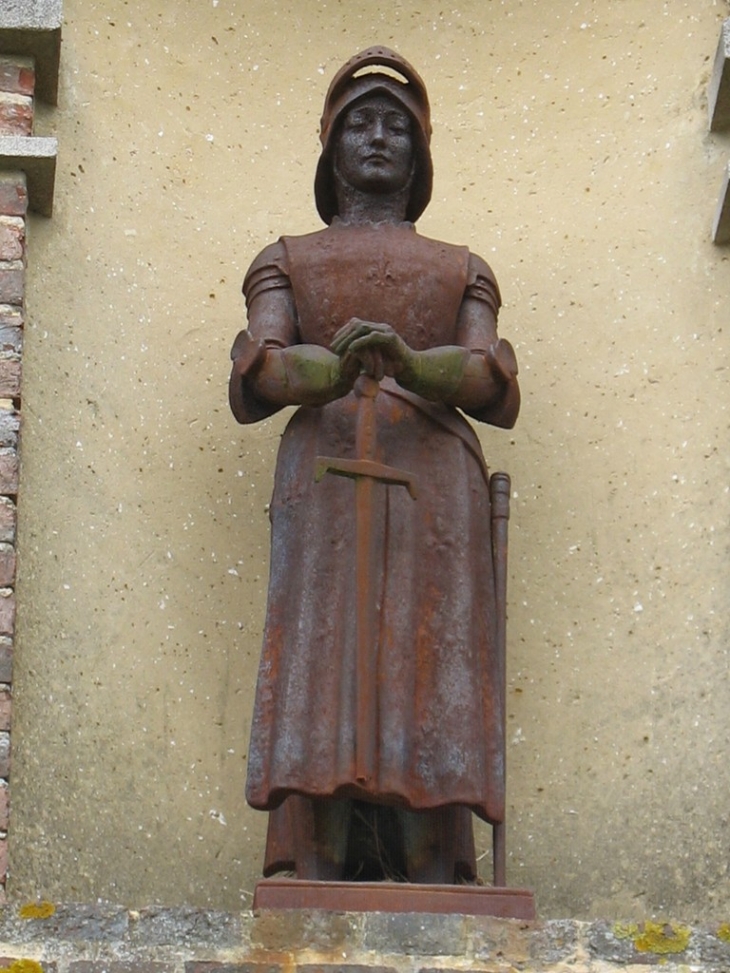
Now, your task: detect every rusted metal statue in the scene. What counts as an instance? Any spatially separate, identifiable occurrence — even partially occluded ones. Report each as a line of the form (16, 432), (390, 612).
(229, 47), (527, 911)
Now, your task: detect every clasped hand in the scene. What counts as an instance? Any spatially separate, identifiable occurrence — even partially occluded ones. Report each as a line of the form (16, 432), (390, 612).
(331, 318), (415, 383)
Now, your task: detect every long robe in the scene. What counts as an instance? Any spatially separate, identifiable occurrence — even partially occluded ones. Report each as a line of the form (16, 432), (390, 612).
(231, 220), (518, 868)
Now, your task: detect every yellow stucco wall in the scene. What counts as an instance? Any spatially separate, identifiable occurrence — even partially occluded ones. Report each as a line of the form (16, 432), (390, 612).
(7, 0), (730, 918)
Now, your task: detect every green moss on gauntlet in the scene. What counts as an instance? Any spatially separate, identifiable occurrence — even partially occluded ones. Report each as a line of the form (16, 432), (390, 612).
(279, 345), (350, 404)
(397, 346), (471, 401)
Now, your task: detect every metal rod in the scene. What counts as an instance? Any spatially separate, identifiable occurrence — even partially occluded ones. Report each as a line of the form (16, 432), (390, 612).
(490, 471), (511, 887)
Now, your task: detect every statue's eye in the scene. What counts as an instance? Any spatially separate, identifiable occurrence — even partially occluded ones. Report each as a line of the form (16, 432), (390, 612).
(345, 112), (370, 130)
(386, 114), (410, 135)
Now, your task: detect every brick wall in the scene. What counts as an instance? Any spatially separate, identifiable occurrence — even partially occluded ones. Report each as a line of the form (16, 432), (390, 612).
(0, 53), (34, 900)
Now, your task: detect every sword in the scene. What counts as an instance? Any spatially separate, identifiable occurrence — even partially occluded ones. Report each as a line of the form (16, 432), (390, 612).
(315, 372), (418, 785)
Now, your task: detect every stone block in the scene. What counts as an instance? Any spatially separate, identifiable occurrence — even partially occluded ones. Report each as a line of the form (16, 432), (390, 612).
(691, 927), (730, 966)
(186, 966), (282, 973)
(528, 918), (580, 963)
(0, 92), (33, 136)
(470, 914), (533, 962)
(0, 56), (35, 96)
(362, 912), (468, 956)
(299, 967), (397, 973)
(0, 359), (21, 399)
(250, 909), (361, 952)
(0, 960), (55, 973)
(129, 907), (241, 949)
(0, 449), (18, 494)
(17, 904), (130, 942)
(71, 965), (176, 973)
(0, 136), (57, 216)
(709, 19), (730, 131)
(0, 779), (8, 829)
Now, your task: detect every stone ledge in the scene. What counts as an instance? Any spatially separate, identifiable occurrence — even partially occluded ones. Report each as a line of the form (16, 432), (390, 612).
(712, 161), (730, 245)
(0, 0), (62, 105)
(709, 18), (730, 131)
(0, 136), (57, 216)
(0, 906), (726, 972)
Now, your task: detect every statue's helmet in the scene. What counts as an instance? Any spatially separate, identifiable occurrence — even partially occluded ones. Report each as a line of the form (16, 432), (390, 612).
(315, 46), (433, 225)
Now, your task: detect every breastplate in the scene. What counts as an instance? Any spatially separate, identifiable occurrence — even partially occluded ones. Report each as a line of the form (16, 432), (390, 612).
(283, 222), (469, 351)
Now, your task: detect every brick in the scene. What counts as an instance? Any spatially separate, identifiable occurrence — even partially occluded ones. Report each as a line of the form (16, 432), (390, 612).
(0, 411), (19, 449)
(0, 328), (22, 359)
(0, 638), (11, 683)
(0, 264), (23, 306)
(0, 731), (9, 777)
(0, 589), (14, 635)
(0, 500), (16, 544)
(0, 686), (10, 731)
(0, 92), (33, 136)
(0, 217), (24, 261)
(0, 359), (20, 399)
(0, 57), (36, 97)
(0, 779), (8, 829)
(0, 449), (18, 494)
(0, 177), (27, 217)
(0, 305), (23, 329)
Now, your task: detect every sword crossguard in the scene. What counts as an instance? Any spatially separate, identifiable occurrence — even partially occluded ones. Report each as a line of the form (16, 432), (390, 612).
(315, 455), (418, 499)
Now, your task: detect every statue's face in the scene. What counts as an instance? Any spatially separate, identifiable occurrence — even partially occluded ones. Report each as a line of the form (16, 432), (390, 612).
(335, 93), (414, 196)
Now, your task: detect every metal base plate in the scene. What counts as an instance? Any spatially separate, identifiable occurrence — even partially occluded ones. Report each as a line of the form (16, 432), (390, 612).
(252, 878), (536, 919)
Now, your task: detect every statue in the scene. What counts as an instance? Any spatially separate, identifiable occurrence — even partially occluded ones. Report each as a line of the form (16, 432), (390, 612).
(229, 47), (523, 899)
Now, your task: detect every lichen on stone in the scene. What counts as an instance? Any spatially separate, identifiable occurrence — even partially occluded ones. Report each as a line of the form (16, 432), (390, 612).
(17, 901), (55, 920)
(633, 920), (691, 955)
(0, 960), (46, 973)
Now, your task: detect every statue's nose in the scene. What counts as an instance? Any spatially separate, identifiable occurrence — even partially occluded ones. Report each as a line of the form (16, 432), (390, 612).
(370, 120), (387, 145)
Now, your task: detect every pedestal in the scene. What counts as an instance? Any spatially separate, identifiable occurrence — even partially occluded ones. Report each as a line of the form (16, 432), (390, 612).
(253, 878), (536, 919)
